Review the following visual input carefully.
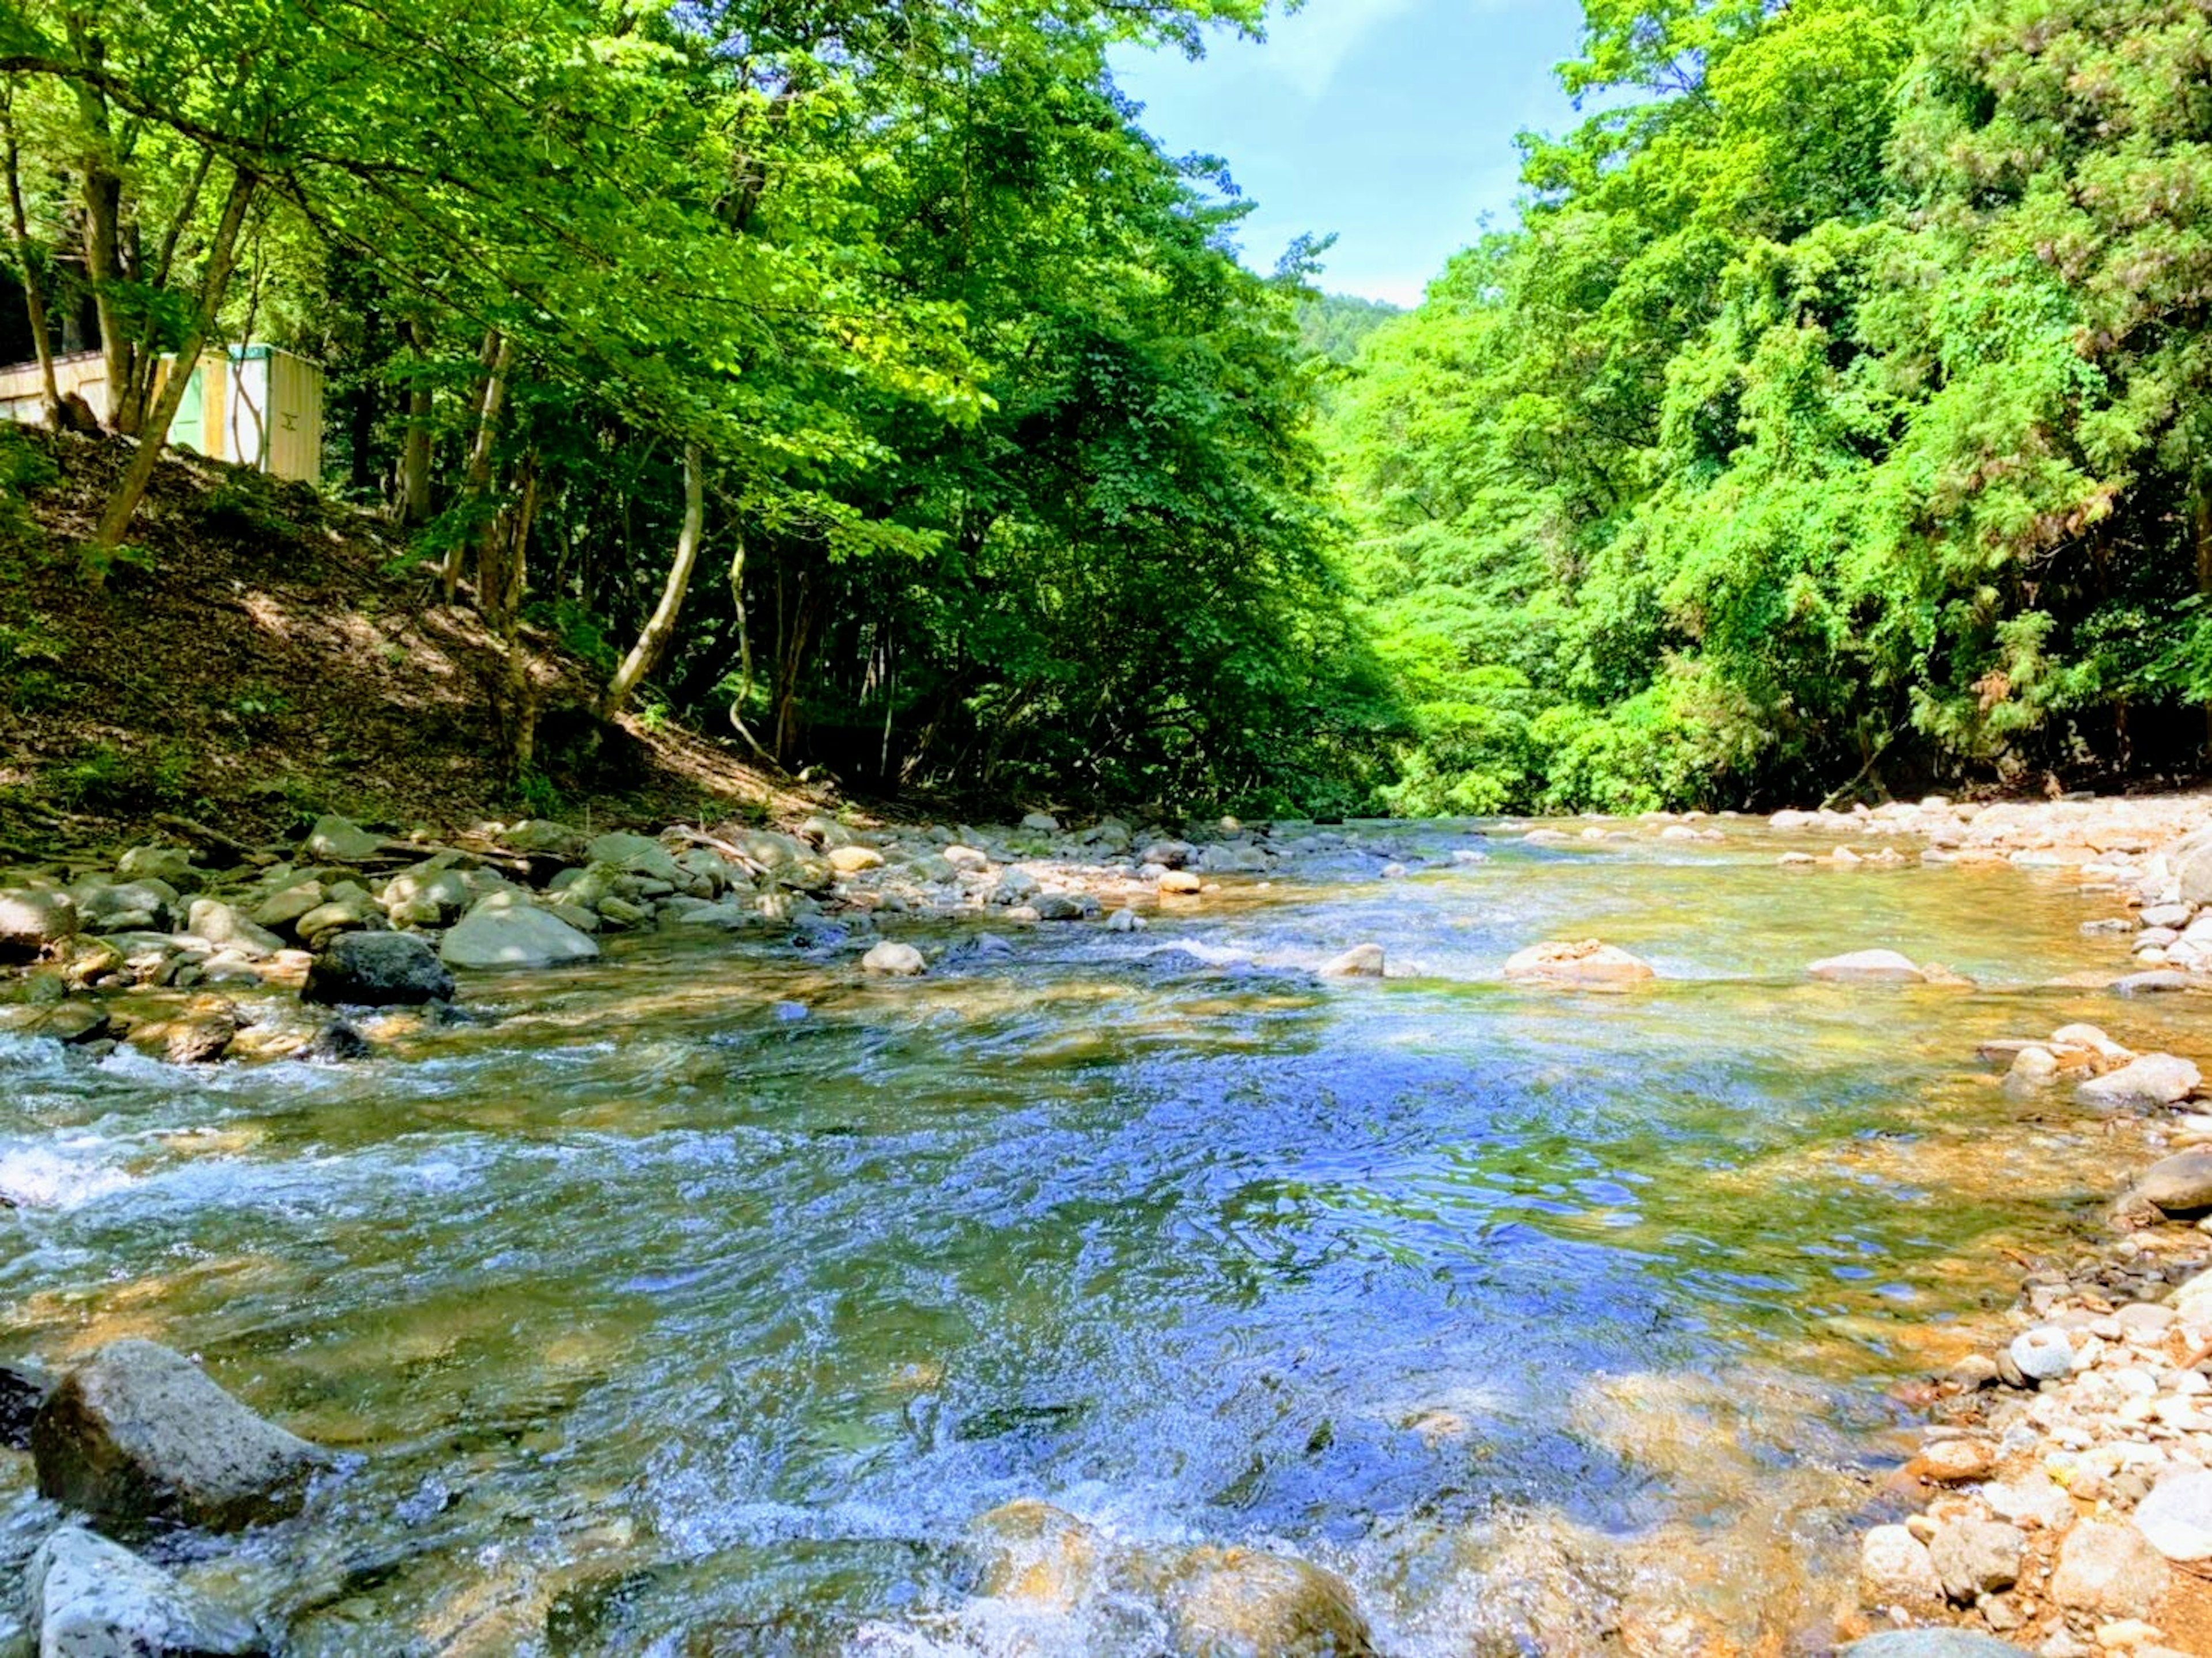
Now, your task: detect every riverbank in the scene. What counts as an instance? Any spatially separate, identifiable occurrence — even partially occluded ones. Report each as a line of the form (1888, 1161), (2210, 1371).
(7, 792), (2212, 1652)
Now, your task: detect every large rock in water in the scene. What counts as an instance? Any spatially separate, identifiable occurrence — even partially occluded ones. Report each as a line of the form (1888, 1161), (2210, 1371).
(1807, 949), (1925, 984)
(1137, 1545), (1374, 1657)
(2135, 1147), (2212, 1216)
(184, 900), (283, 961)
(31, 1339), (328, 1534)
(28, 1525), (267, 1656)
(302, 932), (455, 1007)
(438, 901), (600, 971)
(1320, 944), (1386, 978)
(1502, 939), (1654, 988)
(2078, 1052), (2200, 1109)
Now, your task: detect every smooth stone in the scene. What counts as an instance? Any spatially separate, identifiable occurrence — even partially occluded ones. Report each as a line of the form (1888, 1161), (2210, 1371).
(1859, 1523), (1944, 1610)
(1158, 870), (1204, 895)
(2048, 1520), (2170, 1618)
(828, 845), (884, 874)
(28, 1525), (266, 1657)
(183, 900), (283, 961)
(1319, 944), (1387, 979)
(31, 1339), (328, 1535)
(298, 814), (384, 863)
(115, 846), (199, 887)
(582, 832), (685, 884)
(1930, 1517), (2023, 1601)
(2010, 1326), (2077, 1381)
(0, 887), (77, 959)
(2133, 1470), (2212, 1561)
(438, 904), (600, 971)
(861, 941), (925, 976)
(2137, 1148), (2212, 1216)
(2079, 1053), (2201, 1109)
(1502, 939), (1654, 988)
(2116, 971), (2195, 996)
(1808, 948), (1926, 983)
(1032, 891), (1101, 922)
(1020, 811), (1060, 832)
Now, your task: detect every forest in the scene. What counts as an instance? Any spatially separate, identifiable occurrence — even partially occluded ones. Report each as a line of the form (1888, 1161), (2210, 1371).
(0, 0), (2209, 816)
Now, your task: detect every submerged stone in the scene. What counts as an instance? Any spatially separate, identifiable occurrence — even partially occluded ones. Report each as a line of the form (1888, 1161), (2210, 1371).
(1807, 949), (1925, 983)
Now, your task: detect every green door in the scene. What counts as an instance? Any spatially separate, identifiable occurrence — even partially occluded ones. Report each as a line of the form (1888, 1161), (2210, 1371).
(168, 364), (207, 454)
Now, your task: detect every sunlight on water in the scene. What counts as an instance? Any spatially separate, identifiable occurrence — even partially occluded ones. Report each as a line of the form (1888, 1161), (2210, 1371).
(0, 822), (2181, 1652)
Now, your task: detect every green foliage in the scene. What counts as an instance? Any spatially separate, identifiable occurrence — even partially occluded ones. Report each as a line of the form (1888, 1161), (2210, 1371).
(1296, 293), (1402, 365)
(73, 541), (157, 587)
(1325, 0), (2212, 810)
(48, 742), (195, 813)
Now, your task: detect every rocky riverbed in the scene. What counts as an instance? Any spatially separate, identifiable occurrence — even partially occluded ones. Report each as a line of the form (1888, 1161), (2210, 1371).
(7, 791), (2212, 1653)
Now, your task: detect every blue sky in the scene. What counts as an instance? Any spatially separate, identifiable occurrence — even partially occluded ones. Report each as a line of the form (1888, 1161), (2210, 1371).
(1108, 0), (1590, 308)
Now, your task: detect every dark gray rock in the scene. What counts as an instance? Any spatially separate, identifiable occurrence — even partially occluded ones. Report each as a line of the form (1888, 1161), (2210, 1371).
(302, 931), (455, 1007)
(0, 1357), (53, 1449)
(31, 1338), (329, 1534)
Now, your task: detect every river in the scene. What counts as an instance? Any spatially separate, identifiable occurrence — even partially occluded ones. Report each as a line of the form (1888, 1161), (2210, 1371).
(0, 819), (2187, 1653)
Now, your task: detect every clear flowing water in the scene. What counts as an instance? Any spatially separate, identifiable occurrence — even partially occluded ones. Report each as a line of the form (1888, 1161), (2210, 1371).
(0, 822), (2192, 1653)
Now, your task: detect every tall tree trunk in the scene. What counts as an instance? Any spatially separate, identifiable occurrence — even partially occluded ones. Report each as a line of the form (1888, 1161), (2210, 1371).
(2196, 485), (2212, 753)
(398, 317), (433, 526)
(86, 165), (256, 566)
(603, 442), (704, 718)
(446, 329), (511, 604)
(62, 21), (143, 433)
(0, 94), (59, 427)
(481, 452), (539, 776)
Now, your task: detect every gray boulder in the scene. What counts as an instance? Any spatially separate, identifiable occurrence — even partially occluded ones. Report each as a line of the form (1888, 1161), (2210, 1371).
(499, 818), (590, 859)
(1808, 948), (1925, 984)
(2136, 1147), (2212, 1217)
(438, 901), (600, 970)
(31, 1339), (328, 1534)
(298, 814), (385, 864)
(302, 932), (455, 1007)
(1320, 944), (1387, 978)
(183, 901), (283, 961)
(582, 832), (685, 885)
(74, 879), (180, 934)
(0, 886), (76, 960)
(1032, 891), (1101, 921)
(2078, 1052), (2201, 1110)
(1928, 1517), (2022, 1601)
(28, 1526), (267, 1657)
(116, 845), (200, 889)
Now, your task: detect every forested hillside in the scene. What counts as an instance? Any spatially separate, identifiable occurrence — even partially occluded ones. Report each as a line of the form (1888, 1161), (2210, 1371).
(0, 0), (1382, 820)
(3, 0), (2211, 821)
(1328, 0), (2212, 813)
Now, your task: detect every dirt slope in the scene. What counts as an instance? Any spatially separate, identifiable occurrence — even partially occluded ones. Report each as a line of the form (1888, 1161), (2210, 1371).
(0, 427), (817, 856)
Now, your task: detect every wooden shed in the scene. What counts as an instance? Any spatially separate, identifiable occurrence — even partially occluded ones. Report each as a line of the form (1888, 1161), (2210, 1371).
(0, 343), (323, 482)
